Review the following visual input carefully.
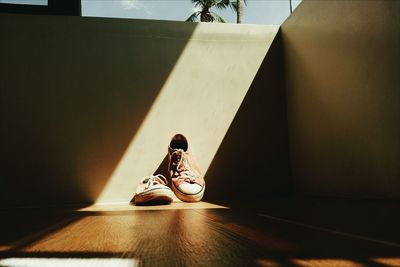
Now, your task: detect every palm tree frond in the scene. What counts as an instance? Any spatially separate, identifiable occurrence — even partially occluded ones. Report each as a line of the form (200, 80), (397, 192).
(191, 0), (207, 8)
(186, 11), (201, 22)
(210, 11), (226, 23)
(187, 0), (232, 23)
(191, 0), (205, 4)
(230, 1), (238, 12)
(230, 0), (247, 12)
(215, 0), (230, 10)
(193, 2), (202, 9)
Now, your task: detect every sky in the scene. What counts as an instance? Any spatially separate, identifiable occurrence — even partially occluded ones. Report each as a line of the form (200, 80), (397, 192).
(0, 0), (302, 25)
(81, 0), (302, 25)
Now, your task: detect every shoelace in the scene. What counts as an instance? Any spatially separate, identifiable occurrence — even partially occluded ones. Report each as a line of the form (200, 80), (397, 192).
(140, 174), (168, 189)
(171, 149), (196, 183)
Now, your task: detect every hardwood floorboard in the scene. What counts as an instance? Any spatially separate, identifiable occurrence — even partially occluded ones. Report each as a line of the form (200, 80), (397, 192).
(220, 198), (400, 245)
(0, 201), (399, 267)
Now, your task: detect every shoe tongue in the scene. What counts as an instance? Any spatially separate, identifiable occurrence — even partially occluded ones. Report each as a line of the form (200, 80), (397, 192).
(175, 148), (184, 154)
(169, 146), (187, 155)
(170, 149), (186, 171)
(171, 149), (182, 162)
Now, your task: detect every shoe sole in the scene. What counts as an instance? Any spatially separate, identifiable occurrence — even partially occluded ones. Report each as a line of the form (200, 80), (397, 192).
(133, 188), (174, 205)
(172, 182), (205, 202)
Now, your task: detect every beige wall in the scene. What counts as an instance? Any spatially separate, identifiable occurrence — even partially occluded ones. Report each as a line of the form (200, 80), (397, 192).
(6, 0), (395, 205)
(0, 14), (195, 206)
(204, 31), (292, 202)
(282, 1), (400, 198)
(0, 13), (281, 206)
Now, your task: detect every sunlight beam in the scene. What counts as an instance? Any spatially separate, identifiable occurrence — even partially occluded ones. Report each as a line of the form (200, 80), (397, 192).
(95, 23), (279, 204)
(0, 258), (138, 267)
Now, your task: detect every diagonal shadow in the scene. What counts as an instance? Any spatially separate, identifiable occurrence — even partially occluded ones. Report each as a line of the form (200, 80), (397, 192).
(203, 29), (293, 204)
(0, 206), (84, 252)
(0, 13), (198, 207)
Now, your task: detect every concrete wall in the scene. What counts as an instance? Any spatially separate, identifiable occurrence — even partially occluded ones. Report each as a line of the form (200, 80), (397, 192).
(282, 1), (400, 198)
(205, 30), (292, 202)
(0, 14), (193, 206)
(0, 13), (282, 206)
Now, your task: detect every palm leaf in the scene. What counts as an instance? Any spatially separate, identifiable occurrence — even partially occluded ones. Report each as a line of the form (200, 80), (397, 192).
(230, 0), (247, 12)
(215, 0), (230, 10)
(186, 11), (201, 22)
(210, 11), (226, 23)
(191, 0), (206, 9)
(190, 0), (205, 4)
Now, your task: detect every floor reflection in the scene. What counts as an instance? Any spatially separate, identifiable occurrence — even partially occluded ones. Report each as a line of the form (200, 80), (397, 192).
(78, 201), (227, 212)
(0, 257), (138, 267)
(1, 201), (400, 267)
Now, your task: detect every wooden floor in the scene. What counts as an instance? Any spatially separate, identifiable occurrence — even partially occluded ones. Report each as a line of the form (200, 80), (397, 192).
(0, 199), (399, 267)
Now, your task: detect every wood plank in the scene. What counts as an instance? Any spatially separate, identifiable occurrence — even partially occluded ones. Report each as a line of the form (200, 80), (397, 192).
(1, 201), (399, 266)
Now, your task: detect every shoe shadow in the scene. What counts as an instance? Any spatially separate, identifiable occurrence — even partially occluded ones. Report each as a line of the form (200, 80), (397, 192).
(130, 199), (172, 206)
(153, 154), (170, 182)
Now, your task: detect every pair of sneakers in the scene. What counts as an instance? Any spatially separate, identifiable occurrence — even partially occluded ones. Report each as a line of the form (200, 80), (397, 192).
(133, 134), (205, 205)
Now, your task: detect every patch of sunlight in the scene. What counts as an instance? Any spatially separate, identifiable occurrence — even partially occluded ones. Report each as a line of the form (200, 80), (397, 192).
(370, 258), (400, 267)
(95, 23), (279, 204)
(291, 259), (364, 267)
(255, 258), (282, 267)
(78, 201), (227, 212)
(0, 258), (137, 267)
(0, 245), (13, 251)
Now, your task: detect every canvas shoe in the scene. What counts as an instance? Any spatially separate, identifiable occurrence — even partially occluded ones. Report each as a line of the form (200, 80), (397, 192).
(168, 134), (205, 202)
(133, 174), (175, 205)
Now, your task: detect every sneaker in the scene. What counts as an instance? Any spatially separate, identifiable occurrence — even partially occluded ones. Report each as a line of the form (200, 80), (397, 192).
(168, 134), (205, 202)
(133, 175), (175, 205)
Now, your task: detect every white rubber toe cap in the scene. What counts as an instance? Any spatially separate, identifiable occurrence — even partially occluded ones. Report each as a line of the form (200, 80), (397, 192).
(177, 183), (203, 195)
